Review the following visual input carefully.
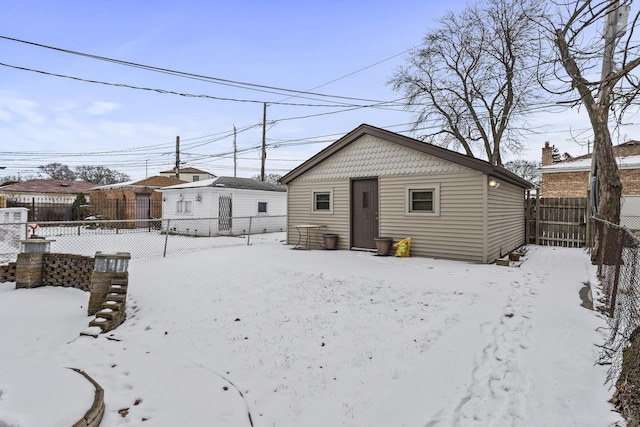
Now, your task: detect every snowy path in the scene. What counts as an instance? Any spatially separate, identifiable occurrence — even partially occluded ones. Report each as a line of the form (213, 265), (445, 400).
(422, 246), (620, 427)
(443, 272), (543, 425)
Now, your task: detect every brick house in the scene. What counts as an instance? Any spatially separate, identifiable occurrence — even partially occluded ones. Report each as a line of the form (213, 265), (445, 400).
(0, 179), (96, 221)
(90, 176), (186, 223)
(539, 141), (640, 227)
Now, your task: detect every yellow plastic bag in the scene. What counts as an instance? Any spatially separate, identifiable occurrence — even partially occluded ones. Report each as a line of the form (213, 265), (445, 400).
(393, 238), (411, 257)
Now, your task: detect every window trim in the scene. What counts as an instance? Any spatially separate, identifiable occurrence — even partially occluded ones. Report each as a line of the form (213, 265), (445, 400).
(257, 201), (268, 214)
(405, 183), (440, 216)
(311, 188), (333, 214)
(176, 199), (193, 215)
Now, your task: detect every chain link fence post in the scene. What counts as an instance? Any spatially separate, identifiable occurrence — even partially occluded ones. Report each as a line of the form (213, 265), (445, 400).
(163, 219), (171, 257)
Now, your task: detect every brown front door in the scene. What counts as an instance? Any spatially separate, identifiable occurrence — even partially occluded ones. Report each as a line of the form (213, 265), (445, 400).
(135, 194), (151, 228)
(351, 178), (379, 249)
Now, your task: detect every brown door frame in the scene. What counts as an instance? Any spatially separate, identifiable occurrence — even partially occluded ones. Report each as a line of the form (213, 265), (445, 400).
(350, 177), (379, 249)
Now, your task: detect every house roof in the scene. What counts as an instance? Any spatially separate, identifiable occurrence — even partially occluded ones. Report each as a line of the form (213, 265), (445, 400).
(279, 124), (533, 188)
(92, 176), (187, 190)
(159, 167), (215, 175)
(162, 176), (286, 192)
(540, 141), (640, 173)
(0, 179), (96, 194)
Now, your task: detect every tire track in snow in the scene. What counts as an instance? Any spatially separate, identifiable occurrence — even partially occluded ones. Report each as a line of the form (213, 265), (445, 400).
(427, 268), (548, 427)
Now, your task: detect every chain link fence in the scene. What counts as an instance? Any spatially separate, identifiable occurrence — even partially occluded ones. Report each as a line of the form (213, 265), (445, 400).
(0, 215), (287, 264)
(621, 214), (640, 232)
(590, 217), (640, 384)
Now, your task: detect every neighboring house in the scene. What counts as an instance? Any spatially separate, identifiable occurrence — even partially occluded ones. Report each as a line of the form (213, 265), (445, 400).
(0, 208), (29, 252)
(280, 124), (533, 263)
(159, 167), (216, 183)
(0, 179), (95, 203)
(0, 179), (95, 221)
(539, 141), (640, 228)
(160, 176), (286, 236)
(90, 176), (186, 223)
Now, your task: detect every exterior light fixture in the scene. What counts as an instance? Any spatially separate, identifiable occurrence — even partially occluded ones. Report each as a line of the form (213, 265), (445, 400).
(488, 177), (501, 189)
(195, 194), (202, 202)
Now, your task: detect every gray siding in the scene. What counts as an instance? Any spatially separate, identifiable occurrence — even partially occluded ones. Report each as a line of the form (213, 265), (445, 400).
(487, 180), (526, 262)
(286, 180), (350, 249)
(380, 172), (487, 263)
(285, 134), (528, 262)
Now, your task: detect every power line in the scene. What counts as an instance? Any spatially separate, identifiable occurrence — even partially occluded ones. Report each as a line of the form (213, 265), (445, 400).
(0, 35), (401, 105)
(0, 61), (407, 108)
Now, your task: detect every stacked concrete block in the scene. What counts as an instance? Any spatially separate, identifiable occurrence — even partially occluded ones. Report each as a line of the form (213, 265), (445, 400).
(69, 368), (105, 427)
(15, 253), (46, 289)
(88, 273), (127, 315)
(89, 279), (128, 332)
(0, 262), (16, 283)
(42, 254), (93, 291)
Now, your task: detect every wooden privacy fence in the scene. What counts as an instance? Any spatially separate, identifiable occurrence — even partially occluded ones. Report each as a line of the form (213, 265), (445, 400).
(526, 193), (589, 247)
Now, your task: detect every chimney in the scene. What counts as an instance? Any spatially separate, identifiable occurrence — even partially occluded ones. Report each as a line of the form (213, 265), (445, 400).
(541, 141), (553, 166)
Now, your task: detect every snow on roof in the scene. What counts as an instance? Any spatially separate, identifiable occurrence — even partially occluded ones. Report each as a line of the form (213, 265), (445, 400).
(92, 176), (186, 190)
(92, 180), (137, 190)
(160, 176), (286, 192)
(161, 177), (218, 190)
(540, 154), (640, 173)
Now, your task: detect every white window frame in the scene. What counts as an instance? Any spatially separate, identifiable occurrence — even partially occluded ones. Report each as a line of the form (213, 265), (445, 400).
(311, 188), (333, 214)
(176, 199), (193, 215)
(405, 183), (440, 216)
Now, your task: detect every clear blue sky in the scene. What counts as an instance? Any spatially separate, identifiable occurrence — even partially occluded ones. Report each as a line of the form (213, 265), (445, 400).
(0, 0), (633, 181)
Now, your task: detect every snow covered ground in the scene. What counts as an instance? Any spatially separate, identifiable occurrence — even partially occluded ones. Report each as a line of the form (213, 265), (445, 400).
(0, 233), (625, 426)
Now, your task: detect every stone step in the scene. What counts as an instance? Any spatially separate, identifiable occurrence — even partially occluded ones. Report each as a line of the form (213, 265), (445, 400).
(102, 300), (123, 311)
(106, 293), (126, 303)
(88, 318), (111, 331)
(109, 284), (128, 294)
(95, 309), (116, 321)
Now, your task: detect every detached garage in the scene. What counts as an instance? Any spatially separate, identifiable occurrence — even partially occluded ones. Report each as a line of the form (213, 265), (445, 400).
(160, 176), (286, 236)
(280, 124), (533, 263)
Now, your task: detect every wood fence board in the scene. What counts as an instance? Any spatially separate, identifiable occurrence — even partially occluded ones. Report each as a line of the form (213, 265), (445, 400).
(527, 195), (588, 247)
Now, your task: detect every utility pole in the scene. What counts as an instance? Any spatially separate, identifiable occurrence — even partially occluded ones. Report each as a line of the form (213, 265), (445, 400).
(175, 136), (181, 180)
(233, 125), (237, 178)
(261, 103), (267, 182)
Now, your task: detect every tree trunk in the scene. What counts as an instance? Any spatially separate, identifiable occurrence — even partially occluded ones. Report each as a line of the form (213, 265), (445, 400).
(590, 108), (622, 263)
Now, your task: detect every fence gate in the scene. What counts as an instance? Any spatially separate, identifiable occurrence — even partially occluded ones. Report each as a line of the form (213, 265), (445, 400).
(527, 194), (588, 247)
(135, 194), (151, 228)
(218, 195), (232, 233)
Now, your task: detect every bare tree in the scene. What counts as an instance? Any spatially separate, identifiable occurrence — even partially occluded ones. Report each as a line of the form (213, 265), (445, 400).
(39, 163), (76, 180)
(545, 0), (640, 226)
(389, 0), (546, 166)
(504, 159), (542, 186)
(75, 165), (130, 184)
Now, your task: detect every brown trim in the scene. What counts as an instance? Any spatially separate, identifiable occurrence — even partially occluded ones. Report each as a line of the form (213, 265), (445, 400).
(280, 124), (533, 189)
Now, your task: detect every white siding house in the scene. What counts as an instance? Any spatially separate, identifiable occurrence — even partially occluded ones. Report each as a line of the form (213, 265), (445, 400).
(160, 177), (286, 236)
